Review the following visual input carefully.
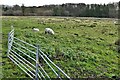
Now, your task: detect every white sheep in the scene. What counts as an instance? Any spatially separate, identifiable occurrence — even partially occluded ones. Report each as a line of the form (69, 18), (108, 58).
(114, 21), (117, 24)
(33, 28), (39, 32)
(45, 28), (54, 35)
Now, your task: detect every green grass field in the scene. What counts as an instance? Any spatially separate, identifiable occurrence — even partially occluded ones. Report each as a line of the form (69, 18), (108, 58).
(2, 16), (120, 78)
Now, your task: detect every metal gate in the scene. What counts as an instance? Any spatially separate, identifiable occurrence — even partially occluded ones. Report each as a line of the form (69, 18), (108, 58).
(7, 26), (71, 80)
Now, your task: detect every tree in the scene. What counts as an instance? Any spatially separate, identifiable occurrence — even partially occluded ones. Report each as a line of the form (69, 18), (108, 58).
(13, 4), (21, 11)
(21, 4), (25, 16)
(53, 6), (62, 16)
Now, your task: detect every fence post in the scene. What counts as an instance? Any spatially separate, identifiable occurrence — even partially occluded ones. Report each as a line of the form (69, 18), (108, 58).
(35, 45), (39, 80)
(7, 33), (10, 57)
(11, 27), (14, 47)
(7, 27), (14, 57)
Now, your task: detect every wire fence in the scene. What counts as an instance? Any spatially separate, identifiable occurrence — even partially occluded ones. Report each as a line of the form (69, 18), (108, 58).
(7, 27), (71, 80)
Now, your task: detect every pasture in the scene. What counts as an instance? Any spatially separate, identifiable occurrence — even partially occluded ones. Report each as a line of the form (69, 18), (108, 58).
(2, 16), (119, 78)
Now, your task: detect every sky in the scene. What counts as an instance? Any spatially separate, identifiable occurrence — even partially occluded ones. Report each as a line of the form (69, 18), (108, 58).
(0, 0), (119, 6)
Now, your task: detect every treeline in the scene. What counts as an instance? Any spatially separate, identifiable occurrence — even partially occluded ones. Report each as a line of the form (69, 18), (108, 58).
(1, 2), (119, 18)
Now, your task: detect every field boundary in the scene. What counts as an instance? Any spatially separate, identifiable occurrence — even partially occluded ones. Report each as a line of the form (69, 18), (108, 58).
(7, 26), (71, 80)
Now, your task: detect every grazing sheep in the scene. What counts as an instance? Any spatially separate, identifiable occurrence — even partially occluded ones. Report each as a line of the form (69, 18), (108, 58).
(114, 21), (117, 24)
(45, 28), (54, 35)
(33, 28), (39, 32)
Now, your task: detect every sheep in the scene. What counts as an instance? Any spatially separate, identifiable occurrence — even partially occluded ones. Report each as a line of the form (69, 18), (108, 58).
(33, 28), (39, 32)
(45, 28), (54, 35)
(114, 21), (117, 24)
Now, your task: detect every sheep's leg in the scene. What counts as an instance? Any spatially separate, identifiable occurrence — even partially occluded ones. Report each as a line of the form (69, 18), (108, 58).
(45, 31), (47, 34)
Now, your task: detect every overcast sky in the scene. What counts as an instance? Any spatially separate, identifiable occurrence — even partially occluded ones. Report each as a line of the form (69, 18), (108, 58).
(0, 0), (119, 6)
